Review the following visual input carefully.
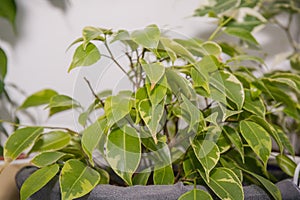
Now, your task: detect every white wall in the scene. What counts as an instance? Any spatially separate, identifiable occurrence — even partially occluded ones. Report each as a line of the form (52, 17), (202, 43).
(1, 0), (212, 130)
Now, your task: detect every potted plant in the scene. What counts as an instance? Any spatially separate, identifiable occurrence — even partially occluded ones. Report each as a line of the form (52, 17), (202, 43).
(2, 1), (300, 200)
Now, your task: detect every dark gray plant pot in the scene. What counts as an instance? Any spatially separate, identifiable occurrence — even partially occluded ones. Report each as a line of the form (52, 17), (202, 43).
(16, 166), (300, 200)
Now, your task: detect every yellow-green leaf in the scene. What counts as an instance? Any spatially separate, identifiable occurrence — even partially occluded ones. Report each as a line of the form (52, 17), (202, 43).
(131, 24), (160, 49)
(239, 120), (271, 166)
(4, 127), (43, 161)
(178, 189), (213, 200)
(153, 165), (174, 185)
(31, 152), (66, 167)
(19, 89), (58, 109)
(106, 126), (141, 185)
(60, 159), (100, 200)
(20, 164), (59, 200)
(68, 43), (101, 72)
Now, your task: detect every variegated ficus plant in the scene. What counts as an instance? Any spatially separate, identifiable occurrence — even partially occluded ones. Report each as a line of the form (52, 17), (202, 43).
(2, 0), (300, 200)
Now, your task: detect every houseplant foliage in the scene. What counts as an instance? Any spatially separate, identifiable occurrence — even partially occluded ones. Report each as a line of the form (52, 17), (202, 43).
(2, 1), (300, 200)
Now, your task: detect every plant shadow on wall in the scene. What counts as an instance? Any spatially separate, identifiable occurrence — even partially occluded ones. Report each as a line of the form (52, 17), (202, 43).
(2, 0), (300, 200)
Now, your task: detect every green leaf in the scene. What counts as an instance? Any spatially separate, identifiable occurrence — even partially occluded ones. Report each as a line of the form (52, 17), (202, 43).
(111, 30), (138, 50)
(178, 189), (213, 200)
(224, 27), (259, 46)
(106, 126), (141, 185)
(209, 71), (245, 110)
(31, 131), (71, 152)
(199, 167), (244, 200)
(276, 154), (296, 177)
(60, 159), (100, 200)
(68, 43), (101, 72)
(4, 127), (43, 161)
(146, 75), (168, 106)
(97, 168), (110, 184)
(243, 89), (265, 118)
(191, 139), (220, 181)
(290, 53), (300, 71)
(19, 89), (58, 109)
(239, 120), (271, 166)
(138, 99), (165, 144)
(0, 48), (7, 80)
(82, 119), (107, 165)
(180, 94), (204, 132)
(131, 24), (160, 49)
(247, 115), (283, 154)
(142, 62), (165, 90)
(276, 128), (295, 156)
(240, 168), (282, 200)
(166, 69), (196, 100)
(183, 150), (202, 179)
(104, 91), (132, 127)
(200, 41), (222, 57)
(132, 170), (151, 185)
(222, 126), (244, 163)
(194, 0), (240, 16)
(153, 165), (174, 185)
(160, 37), (195, 63)
(226, 55), (265, 65)
(82, 26), (105, 48)
(48, 94), (80, 108)
(0, 0), (17, 27)
(31, 151), (66, 167)
(20, 164), (59, 200)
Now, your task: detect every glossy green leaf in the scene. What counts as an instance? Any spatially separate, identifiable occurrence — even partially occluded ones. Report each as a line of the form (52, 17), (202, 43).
(68, 43), (101, 72)
(153, 165), (174, 185)
(4, 127), (43, 161)
(178, 189), (213, 200)
(219, 104), (243, 122)
(209, 71), (244, 110)
(0, 0), (17, 27)
(142, 62), (165, 90)
(276, 154), (296, 177)
(106, 126), (141, 185)
(241, 168), (282, 200)
(239, 120), (271, 166)
(20, 164), (59, 200)
(97, 167), (110, 184)
(243, 89), (265, 118)
(104, 91), (132, 127)
(183, 150), (202, 179)
(138, 99), (164, 144)
(131, 24), (160, 49)
(222, 126), (244, 162)
(224, 27), (259, 46)
(82, 119), (107, 165)
(19, 89), (58, 109)
(247, 115), (283, 154)
(132, 170), (151, 185)
(60, 159), (100, 200)
(276, 128), (295, 156)
(192, 139), (220, 181)
(199, 167), (244, 200)
(0, 48), (7, 80)
(31, 131), (71, 152)
(31, 151), (66, 167)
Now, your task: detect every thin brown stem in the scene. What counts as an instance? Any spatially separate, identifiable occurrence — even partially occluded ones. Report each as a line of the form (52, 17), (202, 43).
(84, 77), (104, 107)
